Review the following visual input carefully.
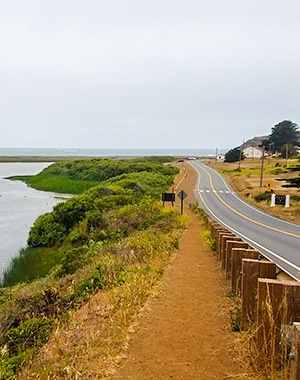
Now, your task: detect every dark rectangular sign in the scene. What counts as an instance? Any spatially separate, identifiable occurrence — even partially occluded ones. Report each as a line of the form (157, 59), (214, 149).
(275, 195), (286, 205)
(162, 192), (175, 202)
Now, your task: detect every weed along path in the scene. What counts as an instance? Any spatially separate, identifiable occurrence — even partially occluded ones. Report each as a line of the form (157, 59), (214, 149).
(111, 162), (240, 379)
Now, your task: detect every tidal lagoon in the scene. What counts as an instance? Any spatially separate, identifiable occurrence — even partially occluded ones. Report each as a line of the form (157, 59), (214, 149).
(0, 163), (65, 278)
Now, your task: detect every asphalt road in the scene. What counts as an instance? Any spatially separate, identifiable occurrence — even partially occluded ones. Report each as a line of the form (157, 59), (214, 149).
(189, 161), (300, 281)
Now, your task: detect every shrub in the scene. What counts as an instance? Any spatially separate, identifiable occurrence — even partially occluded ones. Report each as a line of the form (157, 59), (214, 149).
(271, 168), (285, 175)
(202, 230), (216, 251)
(5, 318), (53, 355)
(229, 299), (243, 332)
(57, 247), (89, 276)
(254, 192), (272, 203)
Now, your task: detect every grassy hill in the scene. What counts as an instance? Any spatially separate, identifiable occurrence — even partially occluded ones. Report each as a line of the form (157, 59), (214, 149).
(0, 157), (188, 379)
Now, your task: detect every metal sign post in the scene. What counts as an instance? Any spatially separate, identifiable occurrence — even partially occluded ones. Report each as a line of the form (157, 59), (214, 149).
(177, 190), (188, 214)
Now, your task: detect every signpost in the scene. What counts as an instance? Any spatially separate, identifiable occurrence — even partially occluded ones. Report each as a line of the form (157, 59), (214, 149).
(265, 183), (273, 193)
(162, 192), (175, 207)
(177, 190), (188, 215)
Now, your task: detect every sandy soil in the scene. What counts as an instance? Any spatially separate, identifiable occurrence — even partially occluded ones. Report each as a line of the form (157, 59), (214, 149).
(110, 162), (241, 379)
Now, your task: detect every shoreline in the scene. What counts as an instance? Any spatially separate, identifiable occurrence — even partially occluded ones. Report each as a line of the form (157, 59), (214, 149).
(0, 156), (99, 162)
(0, 155), (208, 163)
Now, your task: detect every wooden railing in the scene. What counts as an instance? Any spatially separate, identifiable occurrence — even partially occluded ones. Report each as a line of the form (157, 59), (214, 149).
(205, 215), (300, 379)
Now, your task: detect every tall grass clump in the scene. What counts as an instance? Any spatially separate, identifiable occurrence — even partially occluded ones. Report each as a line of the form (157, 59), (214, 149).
(201, 230), (216, 251)
(232, 286), (295, 379)
(8, 174), (99, 194)
(1, 247), (63, 287)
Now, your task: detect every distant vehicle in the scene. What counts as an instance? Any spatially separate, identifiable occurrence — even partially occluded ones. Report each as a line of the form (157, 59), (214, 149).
(177, 159), (184, 162)
(188, 156), (197, 160)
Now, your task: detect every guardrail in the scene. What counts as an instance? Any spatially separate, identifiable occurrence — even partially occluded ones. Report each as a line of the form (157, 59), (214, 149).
(205, 215), (300, 379)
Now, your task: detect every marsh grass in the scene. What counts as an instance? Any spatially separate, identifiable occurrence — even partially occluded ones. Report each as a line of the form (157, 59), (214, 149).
(9, 174), (99, 194)
(1, 247), (63, 287)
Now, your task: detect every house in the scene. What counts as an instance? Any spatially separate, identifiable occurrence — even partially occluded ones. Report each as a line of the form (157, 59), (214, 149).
(294, 146), (300, 154)
(216, 153), (225, 162)
(242, 145), (264, 159)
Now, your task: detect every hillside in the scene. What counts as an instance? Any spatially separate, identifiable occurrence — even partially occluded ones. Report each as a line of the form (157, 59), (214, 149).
(241, 135), (268, 148)
(0, 157), (188, 379)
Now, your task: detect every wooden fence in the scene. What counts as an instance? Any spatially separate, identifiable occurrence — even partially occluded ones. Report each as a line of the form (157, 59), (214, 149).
(205, 215), (300, 379)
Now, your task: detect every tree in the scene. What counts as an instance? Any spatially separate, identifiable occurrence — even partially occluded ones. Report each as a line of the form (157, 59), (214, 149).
(269, 120), (299, 152)
(259, 138), (271, 149)
(224, 147), (245, 163)
(280, 143), (298, 159)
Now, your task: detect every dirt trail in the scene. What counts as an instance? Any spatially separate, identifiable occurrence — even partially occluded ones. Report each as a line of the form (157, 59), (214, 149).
(111, 163), (240, 379)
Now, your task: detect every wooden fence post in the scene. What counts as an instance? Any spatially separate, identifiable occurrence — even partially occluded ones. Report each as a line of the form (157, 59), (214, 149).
(215, 230), (231, 259)
(225, 241), (249, 279)
(217, 233), (235, 262)
(231, 248), (259, 295)
(290, 322), (300, 380)
(220, 236), (241, 270)
(257, 279), (300, 369)
(241, 259), (277, 324)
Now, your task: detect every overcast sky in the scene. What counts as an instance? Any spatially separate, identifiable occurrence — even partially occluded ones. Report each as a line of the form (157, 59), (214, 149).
(1, 1), (299, 150)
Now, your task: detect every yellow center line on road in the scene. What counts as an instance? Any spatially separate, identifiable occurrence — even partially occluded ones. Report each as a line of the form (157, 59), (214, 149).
(202, 165), (300, 240)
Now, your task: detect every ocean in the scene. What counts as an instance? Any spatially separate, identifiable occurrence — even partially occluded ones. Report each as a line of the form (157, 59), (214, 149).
(0, 147), (227, 157)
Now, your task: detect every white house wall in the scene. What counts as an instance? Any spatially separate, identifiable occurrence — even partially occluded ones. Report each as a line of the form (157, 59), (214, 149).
(243, 146), (263, 158)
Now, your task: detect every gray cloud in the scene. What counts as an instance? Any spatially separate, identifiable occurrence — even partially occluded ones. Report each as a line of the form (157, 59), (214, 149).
(1, 0), (300, 149)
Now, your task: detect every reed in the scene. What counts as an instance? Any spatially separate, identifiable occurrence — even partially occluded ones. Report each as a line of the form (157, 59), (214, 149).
(9, 174), (99, 194)
(1, 247), (63, 287)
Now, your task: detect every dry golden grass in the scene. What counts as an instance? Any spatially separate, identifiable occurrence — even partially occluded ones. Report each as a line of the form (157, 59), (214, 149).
(17, 265), (173, 379)
(207, 158), (300, 379)
(210, 157), (300, 225)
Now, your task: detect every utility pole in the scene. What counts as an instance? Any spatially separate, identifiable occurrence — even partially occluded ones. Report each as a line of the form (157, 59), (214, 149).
(260, 147), (265, 187)
(238, 139), (244, 170)
(238, 148), (242, 170)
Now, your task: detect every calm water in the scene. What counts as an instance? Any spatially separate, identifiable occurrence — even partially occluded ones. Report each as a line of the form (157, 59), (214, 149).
(0, 147), (229, 278)
(0, 163), (66, 279)
(0, 147), (227, 157)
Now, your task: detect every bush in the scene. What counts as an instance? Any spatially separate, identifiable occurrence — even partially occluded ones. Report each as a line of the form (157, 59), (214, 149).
(5, 318), (53, 355)
(254, 192), (272, 203)
(57, 247), (89, 276)
(202, 230), (216, 251)
(271, 168), (285, 175)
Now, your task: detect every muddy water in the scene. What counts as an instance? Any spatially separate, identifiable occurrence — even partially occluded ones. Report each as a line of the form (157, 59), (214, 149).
(0, 163), (66, 278)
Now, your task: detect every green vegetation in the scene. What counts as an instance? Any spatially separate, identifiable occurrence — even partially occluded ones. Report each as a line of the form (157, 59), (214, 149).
(280, 158), (300, 189)
(9, 174), (99, 194)
(224, 146), (245, 163)
(254, 192), (272, 203)
(222, 162), (288, 177)
(260, 120), (299, 157)
(201, 230), (216, 251)
(0, 157), (187, 379)
(2, 247), (64, 286)
(8, 157), (177, 194)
